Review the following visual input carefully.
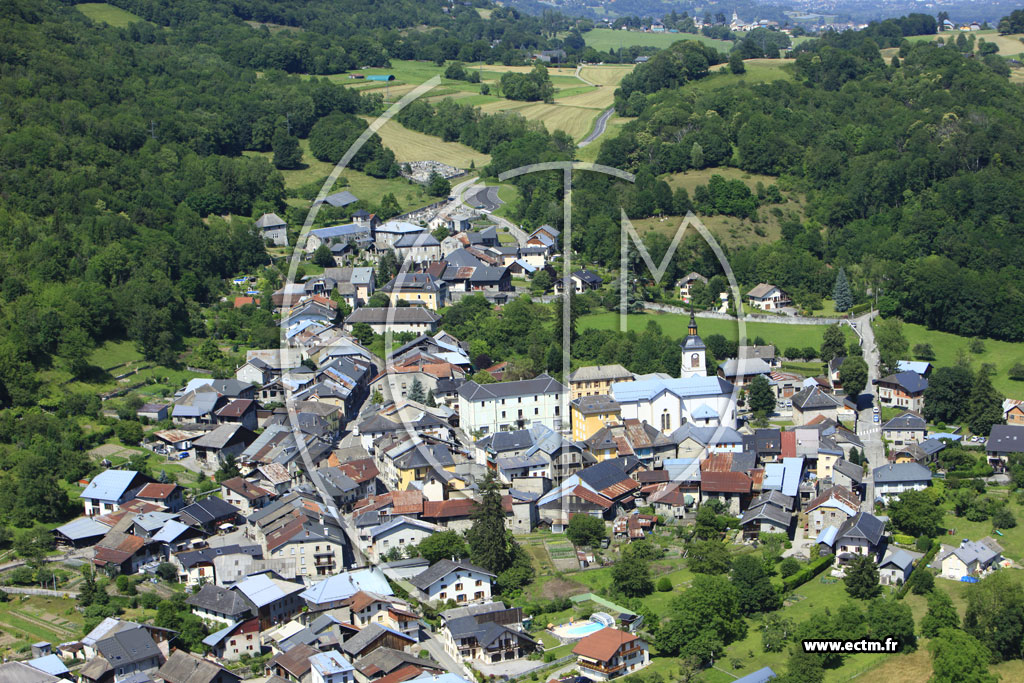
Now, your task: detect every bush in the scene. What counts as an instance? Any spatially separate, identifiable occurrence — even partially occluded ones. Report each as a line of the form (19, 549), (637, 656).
(893, 533), (915, 546)
(656, 577), (672, 592)
(779, 557), (800, 578)
(781, 554), (834, 592)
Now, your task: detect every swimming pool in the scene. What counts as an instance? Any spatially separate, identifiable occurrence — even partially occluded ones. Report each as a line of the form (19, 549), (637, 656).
(557, 620), (607, 638)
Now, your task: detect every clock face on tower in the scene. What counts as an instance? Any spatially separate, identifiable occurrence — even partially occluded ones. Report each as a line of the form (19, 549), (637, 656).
(691, 353), (700, 368)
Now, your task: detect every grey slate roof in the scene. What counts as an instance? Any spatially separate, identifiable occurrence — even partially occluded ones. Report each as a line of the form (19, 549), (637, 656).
(986, 424), (1024, 453)
(95, 627), (161, 668)
(877, 371), (928, 394)
(180, 497), (240, 526)
(792, 385), (842, 411)
(186, 584), (255, 618)
(458, 374), (565, 401)
(832, 458), (863, 484)
(741, 503), (792, 528)
(882, 412), (926, 431)
(836, 512), (885, 547)
(346, 308), (441, 324)
(872, 462), (932, 483)
(410, 559), (495, 591)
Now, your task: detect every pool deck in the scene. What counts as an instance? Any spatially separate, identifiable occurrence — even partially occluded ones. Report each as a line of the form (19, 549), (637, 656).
(549, 621), (607, 642)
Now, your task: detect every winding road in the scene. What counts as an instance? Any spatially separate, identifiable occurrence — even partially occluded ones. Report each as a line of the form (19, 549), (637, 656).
(578, 107), (615, 148)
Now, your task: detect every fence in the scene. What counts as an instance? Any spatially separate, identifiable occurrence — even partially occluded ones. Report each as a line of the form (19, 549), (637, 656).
(643, 302), (844, 325)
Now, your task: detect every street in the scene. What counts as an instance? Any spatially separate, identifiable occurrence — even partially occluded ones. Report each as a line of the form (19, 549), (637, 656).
(853, 311), (884, 509)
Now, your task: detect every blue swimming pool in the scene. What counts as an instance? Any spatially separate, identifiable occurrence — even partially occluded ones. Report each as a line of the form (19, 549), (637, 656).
(562, 621), (607, 638)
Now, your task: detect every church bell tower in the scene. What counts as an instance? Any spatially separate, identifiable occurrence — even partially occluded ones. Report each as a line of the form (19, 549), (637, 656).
(680, 307), (707, 378)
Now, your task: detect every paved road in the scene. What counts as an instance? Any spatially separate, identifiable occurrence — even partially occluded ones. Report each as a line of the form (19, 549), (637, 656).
(453, 176), (529, 246)
(578, 107), (614, 148)
(422, 630), (475, 679)
(465, 185), (503, 212)
(853, 311), (883, 508)
(574, 64), (597, 87)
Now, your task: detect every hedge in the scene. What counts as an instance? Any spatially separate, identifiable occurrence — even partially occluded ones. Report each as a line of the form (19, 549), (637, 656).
(897, 539), (940, 600)
(892, 533), (915, 546)
(782, 554), (835, 592)
(850, 302), (871, 315)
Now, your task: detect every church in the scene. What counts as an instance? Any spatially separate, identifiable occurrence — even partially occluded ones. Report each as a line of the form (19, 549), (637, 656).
(610, 312), (738, 433)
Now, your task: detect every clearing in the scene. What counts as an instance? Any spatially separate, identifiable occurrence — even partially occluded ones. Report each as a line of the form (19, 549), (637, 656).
(578, 65), (635, 87)
(75, 3), (147, 27)
(578, 311), (857, 352)
(905, 29), (1024, 58)
(893, 321), (1024, 400)
(583, 28), (732, 52)
(358, 117), (490, 168)
(477, 100), (603, 140)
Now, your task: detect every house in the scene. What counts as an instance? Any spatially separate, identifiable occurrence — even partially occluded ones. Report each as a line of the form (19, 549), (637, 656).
(157, 649), (242, 683)
(305, 224), (372, 254)
(137, 403), (169, 422)
(186, 584), (256, 625)
(135, 483), (185, 512)
(86, 625), (166, 683)
(216, 399), (259, 430)
(344, 308), (441, 336)
(875, 372), (928, 413)
(716, 357), (773, 388)
(54, 517), (113, 548)
(174, 545), (262, 586)
(379, 273), (446, 310)
(985, 424), (1024, 470)
(570, 394), (621, 442)
(192, 424), (257, 466)
(739, 497), (792, 539)
(367, 517), (441, 563)
(1002, 399), (1024, 426)
(172, 388), (229, 424)
(831, 457), (864, 495)
(392, 233), (441, 265)
(179, 497), (240, 533)
(310, 651), (355, 683)
(267, 643), (320, 683)
(791, 385), (846, 426)
(881, 411), (925, 444)
(872, 462), (932, 501)
(567, 365), (633, 400)
(256, 213), (289, 247)
(572, 628), (649, 681)
(699, 471), (751, 515)
(833, 512), (886, 560)
(0, 662), (60, 683)
(935, 538), (1003, 581)
(351, 647), (444, 683)
(676, 272), (707, 302)
(878, 548), (922, 586)
(525, 225), (559, 251)
(264, 515), (348, 577)
(220, 477), (272, 515)
(299, 567), (394, 616)
(746, 283), (791, 311)
(409, 559), (495, 605)
(323, 191), (359, 208)
(439, 602), (536, 665)
(896, 360), (933, 378)
(457, 374), (566, 436)
(341, 624), (416, 661)
(375, 221), (426, 249)
(804, 486), (860, 535)
(80, 470), (152, 517)
(233, 573), (306, 629)
(554, 269), (603, 294)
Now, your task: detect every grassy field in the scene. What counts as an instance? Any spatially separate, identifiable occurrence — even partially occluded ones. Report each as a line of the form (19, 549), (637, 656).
(359, 117), (490, 167)
(578, 311), (857, 352)
(577, 115), (634, 163)
(584, 28), (732, 52)
(905, 30), (1024, 57)
(889, 320), (1024, 400)
(938, 488), (1024, 562)
(75, 3), (146, 27)
(477, 100), (602, 140)
(579, 65), (635, 86)
(0, 596), (84, 656)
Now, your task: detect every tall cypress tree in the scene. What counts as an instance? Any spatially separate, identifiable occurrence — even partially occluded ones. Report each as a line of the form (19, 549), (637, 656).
(833, 267), (853, 312)
(967, 367), (1004, 435)
(466, 472), (513, 574)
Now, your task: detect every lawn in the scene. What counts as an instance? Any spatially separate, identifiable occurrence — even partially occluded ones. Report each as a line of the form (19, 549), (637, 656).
(905, 30), (1024, 58)
(358, 117), (490, 168)
(937, 488), (1024, 562)
(75, 3), (147, 27)
(577, 115), (634, 163)
(893, 320), (1024, 400)
(584, 28), (732, 52)
(578, 311), (856, 354)
(578, 65), (635, 87)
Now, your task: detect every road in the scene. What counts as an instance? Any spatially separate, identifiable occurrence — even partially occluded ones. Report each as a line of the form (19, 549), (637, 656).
(574, 64), (597, 87)
(853, 311), (884, 509)
(578, 107), (614, 148)
(464, 185), (503, 212)
(452, 176), (528, 246)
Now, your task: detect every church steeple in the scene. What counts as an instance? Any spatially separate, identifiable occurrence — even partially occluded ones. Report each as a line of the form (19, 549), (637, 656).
(680, 303), (707, 378)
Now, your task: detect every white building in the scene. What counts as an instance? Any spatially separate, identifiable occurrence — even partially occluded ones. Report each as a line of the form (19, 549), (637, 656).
(255, 213), (289, 246)
(458, 374), (566, 436)
(872, 462), (932, 501)
(310, 650), (355, 683)
(611, 374), (736, 434)
(410, 558), (495, 605)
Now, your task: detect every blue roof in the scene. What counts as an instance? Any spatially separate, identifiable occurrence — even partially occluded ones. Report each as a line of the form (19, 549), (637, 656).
(151, 520), (192, 544)
(764, 458), (803, 497)
(202, 621), (239, 647)
(323, 190), (358, 207)
(300, 567), (393, 605)
(310, 650), (354, 676)
(928, 433), (962, 441)
(692, 404), (719, 419)
(611, 375), (733, 402)
(734, 666), (777, 683)
(55, 517), (110, 540)
(408, 674), (472, 683)
(366, 74), (395, 81)
(27, 655), (69, 677)
(81, 470), (140, 503)
(896, 361), (931, 375)
(664, 457), (701, 482)
(310, 223), (368, 240)
(815, 525), (839, 546)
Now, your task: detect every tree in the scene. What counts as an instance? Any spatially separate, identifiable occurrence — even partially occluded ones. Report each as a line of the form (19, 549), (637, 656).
(694, 504), (728, 539)
(531, 270), (553, 294)
(729, 51), (745, 74)
(377, 193), (401, 220)
(867, 598), (916, 651)
(215, 453), (241, 483)
(271, 128), (302, 170)
(844, 554), (881, 599)
(730, 554), (781, 613)
(686, 539), (732, 574)
(408, 378), (426, 404)
(967, 367), (1004, 436)
(924, 365), (974, 424)
(690, 142), (704, 169)
(964, 570), (1024, 661)
(907, 567), (934, 595)
(156, 563), (178, 582)
(820, 324), (846, 364)
(777, 649), (824, 683)
(874, 318), (908, 377)
(657, 575), (745, 657)
(312, 243), (334, 267)
(13, 524), (54, 566)
(566, 514), (606, 548)
(612, 554), (654, 597)
(115, 420), (144, 446)
(839, 355), (868, 397)
(417, 530), (468, 564)
(913, 343), (935, 360)
(833, 268), (853, 312)
(426, 171), (451, 197)
(761, 613), (795, 652)
(656, 577), (673, 592)
(351, 322), (375, 345)
(921, 589), (959, 637)
(888, 488), (944, 538)
(929, 628), (998, 683)
(466, 472), (515, 574)
(779, 557), (801, 578)
(748, 373), (775, 415)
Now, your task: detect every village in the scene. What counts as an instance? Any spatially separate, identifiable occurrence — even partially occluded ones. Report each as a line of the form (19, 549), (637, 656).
(3, 177), (1019, 683)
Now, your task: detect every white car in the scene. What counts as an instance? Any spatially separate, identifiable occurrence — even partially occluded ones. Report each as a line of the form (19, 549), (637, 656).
(872, 406), (880, 414)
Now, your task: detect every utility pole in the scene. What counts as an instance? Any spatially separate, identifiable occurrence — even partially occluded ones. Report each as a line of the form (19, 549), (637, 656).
(149, 120), (156, 141)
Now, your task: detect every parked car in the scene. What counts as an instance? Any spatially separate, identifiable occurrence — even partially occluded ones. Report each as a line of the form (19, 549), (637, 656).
(873, 414), (880, 423)
(872, 406), (879, 414)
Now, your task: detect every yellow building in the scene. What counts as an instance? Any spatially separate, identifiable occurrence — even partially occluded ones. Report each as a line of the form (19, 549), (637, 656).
(381, 273), (445, 310)
(567, 365), (633, 401)
(570, 394), (621, 442)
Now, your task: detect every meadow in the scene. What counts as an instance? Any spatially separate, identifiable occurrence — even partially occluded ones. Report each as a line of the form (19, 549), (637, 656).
(577, 311), (856, 352)
(75, 3), (147, 27)
(359, 117), (491, 168)
(583, 28), (733, 52)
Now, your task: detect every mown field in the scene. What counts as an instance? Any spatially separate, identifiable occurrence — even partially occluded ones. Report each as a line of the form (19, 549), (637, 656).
(75, 3), (147, 27)
(358, 117), (490, 168)
(578, 311), (857, 352)
(890, 320), (1024, 400)
(905, 29), (1024, 57)
(583, 28), (733, 52)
